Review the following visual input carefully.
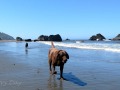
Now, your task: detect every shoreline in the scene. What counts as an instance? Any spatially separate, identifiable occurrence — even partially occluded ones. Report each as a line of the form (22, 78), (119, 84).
(0, 40), (17, 42)
(0, 42), (120, 90)
(0, 51), (120, 90)
(0, 40), (32, 43)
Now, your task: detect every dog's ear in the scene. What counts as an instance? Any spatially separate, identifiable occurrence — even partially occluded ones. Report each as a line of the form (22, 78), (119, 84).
(65, 51), (69, 59)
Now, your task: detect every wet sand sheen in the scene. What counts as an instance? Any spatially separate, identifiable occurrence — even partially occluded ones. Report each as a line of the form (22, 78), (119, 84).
(0, 42), (120, 90)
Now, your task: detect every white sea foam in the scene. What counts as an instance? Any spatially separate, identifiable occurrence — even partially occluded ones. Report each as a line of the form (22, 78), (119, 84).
(39, 41), (120, 53)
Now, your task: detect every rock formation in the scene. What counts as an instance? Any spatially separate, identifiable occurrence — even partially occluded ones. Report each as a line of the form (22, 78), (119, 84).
(16, 37), (23, 41)
(38, 35), (48, 41)
(113, 34), (120, 40)
(25, 39), (32, 42)
(38, 34), (62, 42)
(48, 34), (62, 41)
(65, 38), (70, 41)
(89, 33), (106, 41)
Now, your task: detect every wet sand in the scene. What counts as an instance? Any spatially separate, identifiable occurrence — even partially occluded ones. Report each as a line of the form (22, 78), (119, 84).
(0, 50), (120, 90)
(0, 53), (120, 90)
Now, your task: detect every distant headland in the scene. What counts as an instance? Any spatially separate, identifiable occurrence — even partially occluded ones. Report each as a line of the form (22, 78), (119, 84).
(0, 32), (14, 40)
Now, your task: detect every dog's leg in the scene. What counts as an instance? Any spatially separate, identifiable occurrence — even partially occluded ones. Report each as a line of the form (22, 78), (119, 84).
(49, 58), (52, 74)
(49, 62), (52, 74)
(52, 65), (57, 74)
(60, 64), (64, 79)
(60, 64), (66, 80)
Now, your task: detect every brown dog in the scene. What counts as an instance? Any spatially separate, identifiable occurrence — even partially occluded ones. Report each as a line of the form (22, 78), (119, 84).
(48, 42), (69, 80)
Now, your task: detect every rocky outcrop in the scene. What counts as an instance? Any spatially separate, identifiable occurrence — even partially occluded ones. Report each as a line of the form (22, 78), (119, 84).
(0, 32), (14, 40)
(113, 34), (120, 40)
(48, 34), (62, 41)
(16, 37), (32, 42)
(16, 37), (23, 41)
(38, 34), (62, 42)
(38, 35), (48, 41)
(25, 39), (32, 42)
(89, 33), (106, 41)
(65, 38), (70, 41)
(34, 39), (39, 42)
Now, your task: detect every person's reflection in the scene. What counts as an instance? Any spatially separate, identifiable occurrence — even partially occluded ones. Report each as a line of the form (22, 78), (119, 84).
(25, 48), (28, 54)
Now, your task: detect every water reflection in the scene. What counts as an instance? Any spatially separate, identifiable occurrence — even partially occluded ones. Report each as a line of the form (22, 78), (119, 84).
(48, 75), (63, 90)
(25, 48), (28, 54)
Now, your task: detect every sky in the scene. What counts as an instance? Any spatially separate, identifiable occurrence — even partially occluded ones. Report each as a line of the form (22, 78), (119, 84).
(0, 0), (120, 40)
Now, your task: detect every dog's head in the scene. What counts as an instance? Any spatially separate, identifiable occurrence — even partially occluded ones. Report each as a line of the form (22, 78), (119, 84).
(57, 50), (69, 64)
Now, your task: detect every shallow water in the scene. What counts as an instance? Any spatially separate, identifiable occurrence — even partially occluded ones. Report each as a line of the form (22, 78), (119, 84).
(0, 41), (120, 90)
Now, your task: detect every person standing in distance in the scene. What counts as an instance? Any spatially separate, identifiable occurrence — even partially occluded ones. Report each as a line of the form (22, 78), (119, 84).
(25, 42), (28, 48)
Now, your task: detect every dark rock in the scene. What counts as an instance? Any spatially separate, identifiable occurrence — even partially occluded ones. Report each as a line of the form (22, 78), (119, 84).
(38, 34), (62, 42)
(65, 38), (70, 41)
(89, 33), (106, 41)
(25, 39), (32, 42)
(48, 35), (54, 41)
(38, 35), (48, 41)
(34, 39), (39, 42)
(16, 37), (23, 41)
(113, 34), (120, 40)
(48, 34), (62, 41)
(89, 35), (97, 41)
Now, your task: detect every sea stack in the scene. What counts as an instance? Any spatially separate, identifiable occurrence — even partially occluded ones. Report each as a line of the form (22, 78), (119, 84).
(89, 33), (106, 41)
(38, 34), (62, 42)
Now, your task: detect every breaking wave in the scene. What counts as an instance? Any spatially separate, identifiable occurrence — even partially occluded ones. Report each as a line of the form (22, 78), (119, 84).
(39, 41), (120, 53)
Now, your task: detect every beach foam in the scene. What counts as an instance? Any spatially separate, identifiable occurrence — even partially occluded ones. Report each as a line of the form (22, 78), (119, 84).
(39, 41), (120, 53)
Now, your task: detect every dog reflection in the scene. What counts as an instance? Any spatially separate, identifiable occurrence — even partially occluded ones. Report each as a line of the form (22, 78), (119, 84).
(48, 75), (63, 90)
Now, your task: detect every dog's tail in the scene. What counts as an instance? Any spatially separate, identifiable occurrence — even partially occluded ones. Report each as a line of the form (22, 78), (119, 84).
(51, 41), (55, 48)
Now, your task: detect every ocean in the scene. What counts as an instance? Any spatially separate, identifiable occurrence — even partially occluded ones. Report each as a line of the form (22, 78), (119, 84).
(1, 40), (120, 64)
(0, 40), (120, 90)
(40, 40), (120, 63)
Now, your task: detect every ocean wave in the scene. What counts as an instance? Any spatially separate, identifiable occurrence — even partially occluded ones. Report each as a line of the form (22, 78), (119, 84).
(39, 41), (120, 53)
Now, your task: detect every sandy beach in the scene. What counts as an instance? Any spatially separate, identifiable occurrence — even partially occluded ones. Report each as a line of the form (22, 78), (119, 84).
(0, 41), (120, 90)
